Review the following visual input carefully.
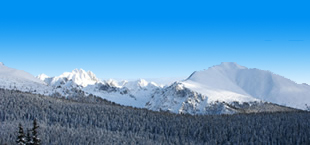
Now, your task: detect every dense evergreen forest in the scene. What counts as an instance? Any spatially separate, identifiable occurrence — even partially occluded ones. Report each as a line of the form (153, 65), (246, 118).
(1, 88), (310, 144)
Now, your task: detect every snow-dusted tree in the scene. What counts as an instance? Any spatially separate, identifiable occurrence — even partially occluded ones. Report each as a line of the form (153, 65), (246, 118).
(16, 123), (26, 145)
(32, 119), (41, 145)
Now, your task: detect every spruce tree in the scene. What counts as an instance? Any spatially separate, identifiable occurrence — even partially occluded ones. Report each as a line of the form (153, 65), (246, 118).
(26, 129), (32, 145)
(16, 123), (26, 145)
(32, 119), (41, 145)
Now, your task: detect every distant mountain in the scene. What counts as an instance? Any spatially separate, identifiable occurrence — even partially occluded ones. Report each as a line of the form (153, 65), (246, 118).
(37, 69), (160, 108)
(38, 69), (100, 87)
(184, 62), (310, 109)
(147, 62), (310, 114)
(0, 62), (307, 114)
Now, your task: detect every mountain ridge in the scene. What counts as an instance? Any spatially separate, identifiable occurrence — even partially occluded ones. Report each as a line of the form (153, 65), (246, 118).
(0, 62), (309, 114)
(180, 62), (310, 109)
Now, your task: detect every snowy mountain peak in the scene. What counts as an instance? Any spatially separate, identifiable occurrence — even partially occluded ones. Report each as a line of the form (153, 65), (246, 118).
(72, 68), (87, 74)
(0, 62), (4, 66)
(44, 69), (101, 87)
(104, 79), (120, 87)
(37, 73), (50, 81)
(217, 62), (247, 70)
(186, 62), (247, 81)
(137, 79), (149, 87)
(68, 69), (99, 81)
(87, 71), (99, 81)
(123, 79), (153, 91)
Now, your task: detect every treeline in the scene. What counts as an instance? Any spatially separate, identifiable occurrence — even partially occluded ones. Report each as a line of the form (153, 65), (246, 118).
(0, 88), (310, 144)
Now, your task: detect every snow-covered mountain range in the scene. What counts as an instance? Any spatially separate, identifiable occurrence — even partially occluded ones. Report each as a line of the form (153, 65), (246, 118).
(36, 68), (160, 107)
(0, 62), (308, 114)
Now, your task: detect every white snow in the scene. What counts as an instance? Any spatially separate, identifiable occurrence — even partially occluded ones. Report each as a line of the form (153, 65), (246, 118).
(0, 63), (52, 94)
(82, 79), (159, 108)
(182, 62), (310, 109)
(104, 79), (121, 87)
(123, 79), (156, 91)
(47, 69), (100, 87)
(1, 61), (310, 115)
(37, 73), (50, 82)
(147, 62), (310, 114)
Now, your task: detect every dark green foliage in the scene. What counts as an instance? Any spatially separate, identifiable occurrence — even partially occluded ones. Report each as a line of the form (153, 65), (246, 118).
(31, 119), (41, 145)
(26, 130), (32, 145)
(16, 123), (26, 145)
(0, 88), (310, 144)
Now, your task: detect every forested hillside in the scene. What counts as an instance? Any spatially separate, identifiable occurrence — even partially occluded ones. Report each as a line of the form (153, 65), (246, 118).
(1, 89), (310, 144)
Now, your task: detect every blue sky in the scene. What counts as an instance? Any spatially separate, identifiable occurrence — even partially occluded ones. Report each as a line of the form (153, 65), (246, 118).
(0, 0), (309, 84)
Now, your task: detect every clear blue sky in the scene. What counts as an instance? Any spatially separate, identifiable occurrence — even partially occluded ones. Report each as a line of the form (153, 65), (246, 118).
(0, 0), (309, 84)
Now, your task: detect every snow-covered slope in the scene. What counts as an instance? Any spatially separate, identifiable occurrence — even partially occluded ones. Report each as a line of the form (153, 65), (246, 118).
(82, 79), (160, 108)
(185, 62), (310, 109)
(0, 62), (51, 94)
(147, 62), (310, 113)
(146, 81), (260, 115)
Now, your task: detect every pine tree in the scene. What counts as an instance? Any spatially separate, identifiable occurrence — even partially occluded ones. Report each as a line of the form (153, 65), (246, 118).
(32, 119), (41, 145)
(16, 123), (26, 145)
(26, 129), (32, 145)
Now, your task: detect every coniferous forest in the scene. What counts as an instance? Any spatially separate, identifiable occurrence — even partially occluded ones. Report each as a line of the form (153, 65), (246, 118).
(1, 88), (310, 145)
